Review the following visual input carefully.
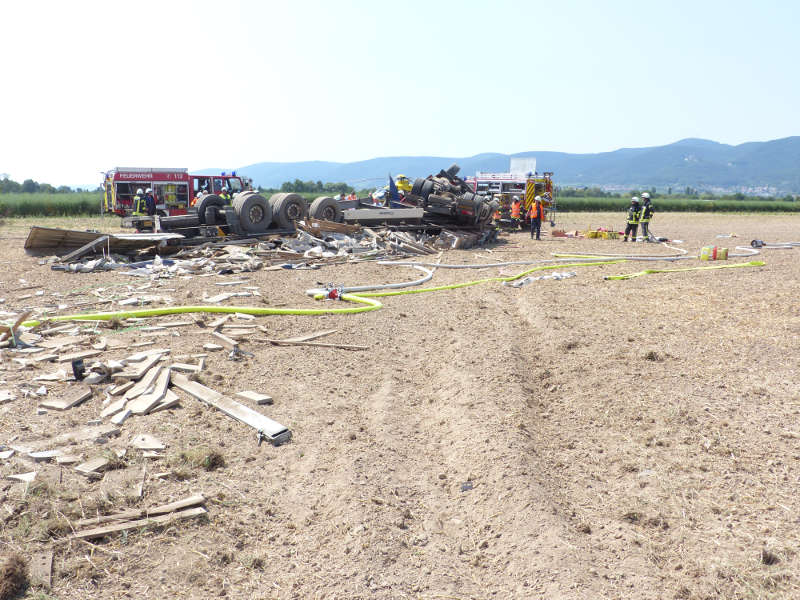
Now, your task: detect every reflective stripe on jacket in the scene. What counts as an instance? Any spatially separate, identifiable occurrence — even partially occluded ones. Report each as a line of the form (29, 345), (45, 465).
(528, 202), (544, 219)
(511, 202), (521, 218)
(132, 195), (145, 215)
(627, 207), (640, 225)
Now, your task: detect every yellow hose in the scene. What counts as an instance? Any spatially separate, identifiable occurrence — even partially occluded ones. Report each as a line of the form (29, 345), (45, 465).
(604, 260), (765, 280)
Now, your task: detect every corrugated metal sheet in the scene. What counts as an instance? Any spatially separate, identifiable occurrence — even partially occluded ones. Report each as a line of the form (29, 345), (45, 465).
(24, 227), (183, 254)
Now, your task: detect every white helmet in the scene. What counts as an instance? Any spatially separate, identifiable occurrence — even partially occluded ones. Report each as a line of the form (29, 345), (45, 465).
(512, 196), (520, 201)
(221, 186), (227, 192)
(641, 192), (650, 200)
(145, 188), (152, 194)
(631, 196), (640, 203)
(136, 188), (143, 195)
(534, 195), (542, 201)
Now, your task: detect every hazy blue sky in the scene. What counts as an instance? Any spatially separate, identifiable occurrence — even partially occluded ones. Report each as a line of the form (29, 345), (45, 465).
(1, 0), (798, 185)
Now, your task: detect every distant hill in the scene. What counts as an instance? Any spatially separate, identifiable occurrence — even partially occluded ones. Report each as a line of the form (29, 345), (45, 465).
(201, 137), (800, 194)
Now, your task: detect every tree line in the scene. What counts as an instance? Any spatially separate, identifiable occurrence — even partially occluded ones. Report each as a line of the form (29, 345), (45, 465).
(558, 186), (796, 202)
(260, 179), (356, 195)
(0, 177), (97, 194)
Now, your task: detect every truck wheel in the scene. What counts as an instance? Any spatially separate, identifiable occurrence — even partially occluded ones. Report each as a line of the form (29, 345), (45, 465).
(411, 178), (425, 196)
(269, 193), (307, 228)
(445, 163), (461, 178)
(196, 194), (225, 224)
(309, 196), (342, 222)
(233, 193), (272, 233)
(420, 179), (435, 200)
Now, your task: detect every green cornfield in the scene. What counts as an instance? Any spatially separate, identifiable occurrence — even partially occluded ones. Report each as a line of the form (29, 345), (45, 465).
(0, 193), (102, 217)
(557, 197), (800, 212)
(1, 192), (799, 218)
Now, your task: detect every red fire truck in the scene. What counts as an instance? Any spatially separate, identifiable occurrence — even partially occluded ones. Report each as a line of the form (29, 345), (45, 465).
(102, 167), (252, 217)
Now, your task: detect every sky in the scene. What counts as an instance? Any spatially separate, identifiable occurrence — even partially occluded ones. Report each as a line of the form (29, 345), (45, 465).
(1, 0), (799, 186)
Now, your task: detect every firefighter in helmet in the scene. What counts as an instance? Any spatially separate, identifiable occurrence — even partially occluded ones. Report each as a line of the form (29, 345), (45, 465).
(510, 196), (522, 229)
(623, 197), (640, 242)
(144, 188), (156, 216)
(639, 192), (654, 241)
(219, 186), (232, 205)
(132, 188), (146, 216)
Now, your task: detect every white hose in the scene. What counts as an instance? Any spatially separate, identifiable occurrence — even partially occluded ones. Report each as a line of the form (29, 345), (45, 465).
(305, 264), (434, 297)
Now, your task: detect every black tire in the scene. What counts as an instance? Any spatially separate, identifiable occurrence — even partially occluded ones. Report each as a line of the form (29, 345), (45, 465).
(196, 194), (225, 224)
(233, 193), (272, 233)
(445, 163), (461, 178)
(309, 196), (342, 222)
(420, 179), (435, 200)
(269, 193), (308, 228)
(411, 178), (425, 196)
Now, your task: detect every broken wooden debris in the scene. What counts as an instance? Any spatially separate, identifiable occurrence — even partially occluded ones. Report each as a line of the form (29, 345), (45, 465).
(39, 387), (92, 411)
(75, 456), (111, 476)
(263, 338), (368, 351)
(235, 391), (273, 405)
(27, 450), (62, 462)
(59, 235), (110, 263)
(57, 349), (101, 363)
(211, 330), (239, 351)
(123, 365), (162, 399)
(7, 471), (37, 483)
(203, 343), (223, 351)
(0, 389), (13, 404)
(110, 409), (132, 425)
(130, 434), (165, 451)
(149, 389), (180, 413)
(171, 373), (291, 445)
(29, 550), (53, 589)
(74, 506), (207, 540)
(127, 367), (171, 414)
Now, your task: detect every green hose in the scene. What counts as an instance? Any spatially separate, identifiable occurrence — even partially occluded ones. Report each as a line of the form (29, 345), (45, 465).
(604, 260), (766, 280)
(346, 260), (624, 298)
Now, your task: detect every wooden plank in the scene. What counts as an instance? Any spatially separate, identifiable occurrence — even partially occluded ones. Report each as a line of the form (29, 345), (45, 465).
(0, 390), (13, 404)
(29, 551), (53, 589)
(75, 456), (110, 476)
(37, 335), (86, 349)
(263, 338), (368, 351)
(170, 373), (290, 445)
(108, 380), (135, 396)
(39, 387), (92, 411)
(101, 397), (127, 419)
(123, 364), (162, 400)
(72, 506), (207, 540)
(130, 434), (165, 451)
(235, 391), (273, 405)
(59, 235), (109, 262)
(211, 330), (239, 350)
(127, 368), (171, 414)
(149, 389), (180, 413)
(57, 349), (101, 363)
(110, 409), (131, 425)
(115, 354), (163, 380)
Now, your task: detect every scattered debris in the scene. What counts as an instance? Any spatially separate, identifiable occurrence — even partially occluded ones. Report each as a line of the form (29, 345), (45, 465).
(236, 391), (273, 405)
(38, 387), (92, 411)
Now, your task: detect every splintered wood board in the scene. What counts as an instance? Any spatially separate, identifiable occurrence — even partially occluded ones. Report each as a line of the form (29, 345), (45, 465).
(39, 387), (92, 411)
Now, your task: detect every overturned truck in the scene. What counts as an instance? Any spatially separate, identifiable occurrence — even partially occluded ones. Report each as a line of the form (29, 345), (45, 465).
(125, 164), (498, 240)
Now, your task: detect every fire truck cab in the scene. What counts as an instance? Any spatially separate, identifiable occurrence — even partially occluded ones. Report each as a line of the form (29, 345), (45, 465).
(102, 168), (251, 217)
(466, 159), (555, 225)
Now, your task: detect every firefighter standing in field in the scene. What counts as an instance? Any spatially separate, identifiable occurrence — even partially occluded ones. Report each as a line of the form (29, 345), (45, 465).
(144, 188), (157, 216)
(639, 192), (654, 241)
(623, 197), (640, 242)
(510, 196), (522, 229)
(528, 195), (545, 240)
(132, 188), (146, 216)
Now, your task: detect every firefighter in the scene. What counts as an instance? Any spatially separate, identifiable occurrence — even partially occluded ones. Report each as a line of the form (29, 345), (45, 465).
(510, 196), (522, 229)
(132, 188), (146, 216)
(528, 195), (545, 240)
(347, 191), (357, 202)
(144, 188), (156, 216)
(191, 189), (204, 207)
(623, 197), (640, 242)
(640, 192), (654, 241)
(493, 200), (502, 226)
(219, 186), (232, 205)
